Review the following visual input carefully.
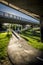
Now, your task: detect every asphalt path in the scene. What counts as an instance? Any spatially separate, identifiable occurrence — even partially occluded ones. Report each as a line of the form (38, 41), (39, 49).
(7, 31), (43, 65)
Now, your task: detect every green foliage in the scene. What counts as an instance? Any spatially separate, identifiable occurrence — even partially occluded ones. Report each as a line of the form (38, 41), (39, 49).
(20, 28), (43, 51)
(0, 32), (11, 61)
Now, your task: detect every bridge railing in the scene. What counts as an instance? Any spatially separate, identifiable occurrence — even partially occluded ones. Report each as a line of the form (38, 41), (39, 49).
(0, 11), (28, 22)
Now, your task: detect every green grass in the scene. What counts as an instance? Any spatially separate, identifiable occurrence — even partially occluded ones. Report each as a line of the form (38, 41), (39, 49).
(20, 28), (43, 51)
(0, 32), (12, 61)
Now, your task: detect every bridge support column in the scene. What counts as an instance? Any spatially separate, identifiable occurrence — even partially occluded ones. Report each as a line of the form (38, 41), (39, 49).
(40, 16), (43, 42)
(20, 25), (22, 31)
(22, 25), (26, 28)
(15, 25), (16, 31)
(40, 1), (43, 42)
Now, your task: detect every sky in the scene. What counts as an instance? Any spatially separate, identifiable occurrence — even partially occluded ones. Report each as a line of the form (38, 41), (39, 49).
(0, 3), (39, 24)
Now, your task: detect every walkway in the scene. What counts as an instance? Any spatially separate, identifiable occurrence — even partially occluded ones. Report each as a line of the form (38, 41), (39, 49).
(7, 32), (42, 65)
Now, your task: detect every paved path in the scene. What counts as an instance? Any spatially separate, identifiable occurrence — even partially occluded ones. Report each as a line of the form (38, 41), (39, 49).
(7, 32), (42, 65)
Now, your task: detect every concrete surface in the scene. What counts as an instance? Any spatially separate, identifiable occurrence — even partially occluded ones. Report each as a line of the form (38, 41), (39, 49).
(7, 33), (41, 65)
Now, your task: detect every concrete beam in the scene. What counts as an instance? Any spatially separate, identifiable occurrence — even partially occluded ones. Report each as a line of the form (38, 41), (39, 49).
(40, 1), (43, 42)
(40, 16), (43, 42)
(0, 0), (39, 20)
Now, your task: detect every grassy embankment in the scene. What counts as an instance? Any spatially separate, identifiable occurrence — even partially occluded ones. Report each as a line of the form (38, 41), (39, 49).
(20, 28), (43, 51)
(0, 32), (12, 62)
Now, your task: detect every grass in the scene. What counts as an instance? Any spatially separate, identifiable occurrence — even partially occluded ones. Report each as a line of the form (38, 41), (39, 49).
(0, 32), (12, 61)
(20, 28), (43, 51)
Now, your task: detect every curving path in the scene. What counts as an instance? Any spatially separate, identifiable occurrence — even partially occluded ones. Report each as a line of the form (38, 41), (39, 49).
(7, 32), (42, 65)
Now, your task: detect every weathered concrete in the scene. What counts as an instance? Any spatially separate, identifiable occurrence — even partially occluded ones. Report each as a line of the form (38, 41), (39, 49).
(7, 33), (41, 65)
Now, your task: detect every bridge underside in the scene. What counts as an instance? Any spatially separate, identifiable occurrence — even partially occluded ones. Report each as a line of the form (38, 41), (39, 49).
(0, 17), (27, 24)
(0, 17), (38, 25)
(0, 0), (43, 42)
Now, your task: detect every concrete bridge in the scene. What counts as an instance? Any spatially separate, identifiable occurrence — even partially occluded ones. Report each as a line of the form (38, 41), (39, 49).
(0, 1), (43, 65)
(0, 0), (43, 41)
(0, 11), (39, 25)
(0, 0), (43, 42)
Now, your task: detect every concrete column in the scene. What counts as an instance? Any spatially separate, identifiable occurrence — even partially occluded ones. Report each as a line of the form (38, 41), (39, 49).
(21, 25), (22, 31)
(40, 1), (43, 42)
(40, 16), (43, 42)
(15, 25), (16, 31)
(18, 27), (19, 31)
(22, 25), (26, 28)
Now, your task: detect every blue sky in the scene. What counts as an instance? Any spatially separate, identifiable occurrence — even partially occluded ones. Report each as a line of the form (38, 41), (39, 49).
(0, 3), (39, 23)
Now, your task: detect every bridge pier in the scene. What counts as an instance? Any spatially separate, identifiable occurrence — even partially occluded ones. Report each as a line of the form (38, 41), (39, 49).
(22, 25), (26, 30)
(40, 2), (43, 42)
(40, 16), (43, 42)
(15, 25), (16, 31)
(22, 25), (26, 29)
(14, 24), (22, 33)
(20, 25), (22, 31)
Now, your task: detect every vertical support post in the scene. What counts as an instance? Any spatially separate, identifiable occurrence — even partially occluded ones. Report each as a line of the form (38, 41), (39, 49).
(15, 25), (16, 31)
(40, 16), (43, 42)
(22, 25), (25, 29)
(21, 25), (22, 31)
(40, 0), (43, 42)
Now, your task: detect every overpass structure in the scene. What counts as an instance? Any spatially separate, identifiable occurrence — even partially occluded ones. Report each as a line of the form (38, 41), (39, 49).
(0, 11), (39, 25)
(0, 0), (43, 42)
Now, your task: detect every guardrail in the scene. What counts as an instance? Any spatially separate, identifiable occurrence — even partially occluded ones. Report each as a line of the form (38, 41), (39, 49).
(12, 30), (20, 39)
(0, 11), (28, 22)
